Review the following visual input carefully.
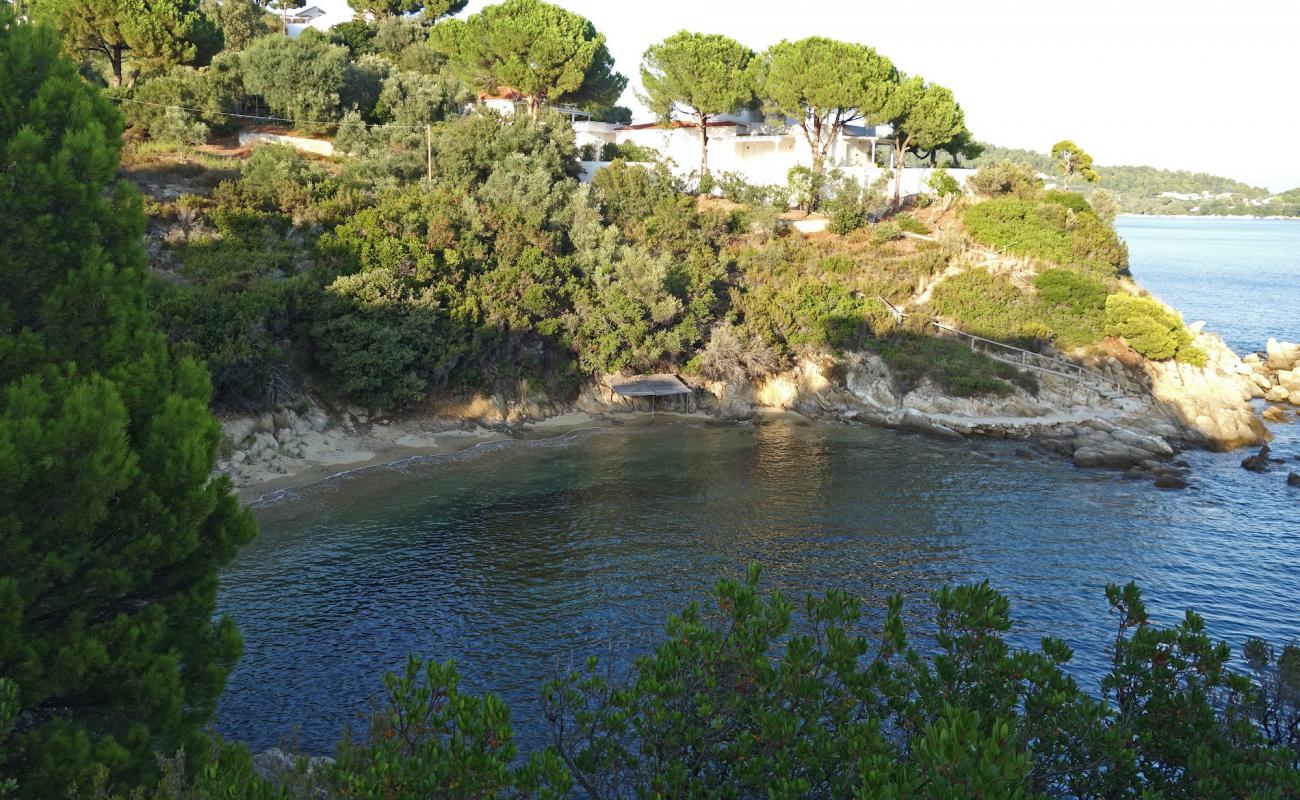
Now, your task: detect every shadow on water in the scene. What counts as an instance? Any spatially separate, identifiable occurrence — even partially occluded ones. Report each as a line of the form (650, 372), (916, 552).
(216, 415), (1300, 754)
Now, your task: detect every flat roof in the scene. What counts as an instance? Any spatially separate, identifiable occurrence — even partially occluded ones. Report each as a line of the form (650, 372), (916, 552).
(608, 374), (692, 397)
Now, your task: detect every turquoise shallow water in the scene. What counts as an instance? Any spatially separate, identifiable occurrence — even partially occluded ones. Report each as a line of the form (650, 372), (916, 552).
(215, 218), (1300, 753)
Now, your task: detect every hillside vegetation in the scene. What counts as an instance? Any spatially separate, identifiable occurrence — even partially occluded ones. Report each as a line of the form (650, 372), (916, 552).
(966, 144), (1300, 216)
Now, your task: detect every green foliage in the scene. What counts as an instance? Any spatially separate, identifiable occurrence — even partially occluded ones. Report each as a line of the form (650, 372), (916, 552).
(127, 64), (238, 139)
(0, 15), (254, 795)
(432, 0), (626, 119)
(1043, 189), (1091, 214)
(885, 76), (967, 205)
(542, 567), (1300, 798)
(1032, 268), (1108, 347)
(640, 31), (756, 176)
(1104, 293), (1207, 364)
(969, 159), (1043, 199)
(32, 0), (204, 87)
(927, 166), (962, 197)
(597, 140), (658, 163)
(239, 34), (353, 125)
(967, 143), (1274, 215)
(869, 335), (1033, 396)
(758, 37), (896, 207)
(893, 212), (928, 235)
(873, 220), (903, 242)
(331, 657), (572, 797)
(348, 0), (464, 19)
(928, 269), (1046, 344)
(963, 196), (1129, 278)
(826, 178), (869, 235)
(1051, 139), (1099, 189)
(200, 0), (268, 51)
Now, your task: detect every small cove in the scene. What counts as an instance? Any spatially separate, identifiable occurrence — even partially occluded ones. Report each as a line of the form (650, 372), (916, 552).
(215, 216), (1300, 753)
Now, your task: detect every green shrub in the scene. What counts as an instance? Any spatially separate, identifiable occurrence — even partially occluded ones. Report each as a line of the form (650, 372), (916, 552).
(1033, 268), (1108, 348)
(868, 334), (1034, 396)
(928, 268), (1042, 344)
(1104, 293), (1201, 363)
(873, 220), (903, 242)
(894, 213), (929, 235)
(1044, 189), (1091, 214)
(969, 159), (1042, 198)
(963, 197), (1128, 277)
(927, 166), (962, 197)
(712, 171), (790, 207)
(598, 140), (658, 162)
(827, 197), (866, 235)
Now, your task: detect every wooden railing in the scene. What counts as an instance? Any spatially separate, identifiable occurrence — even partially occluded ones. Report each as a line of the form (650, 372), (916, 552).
(876, 295), (1132, 398)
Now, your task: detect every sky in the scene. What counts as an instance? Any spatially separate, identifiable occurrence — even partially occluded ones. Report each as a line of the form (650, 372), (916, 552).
(459, 0), (1300, 192)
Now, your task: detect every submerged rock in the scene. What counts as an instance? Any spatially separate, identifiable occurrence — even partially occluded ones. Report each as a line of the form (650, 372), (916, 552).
(1287, 472), (1300, 487)
(1241, 444), (1272, 473)
(1154, 473), (1188, 489)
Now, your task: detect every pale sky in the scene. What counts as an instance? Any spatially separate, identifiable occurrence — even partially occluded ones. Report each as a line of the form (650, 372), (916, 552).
(460, 0), (1300, 192)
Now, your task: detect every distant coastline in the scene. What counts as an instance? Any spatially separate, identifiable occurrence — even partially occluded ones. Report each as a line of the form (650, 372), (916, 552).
(1117, 212), (1300, 221)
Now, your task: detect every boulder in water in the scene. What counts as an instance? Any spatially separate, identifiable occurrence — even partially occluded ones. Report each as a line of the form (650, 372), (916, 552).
(1241, 444), (1271, 472)
(1287, 472), (1300, 487)
(1265, 338), (1300, 371)
(1154, 473), (1188, 489)
(1262, 406), (1291, 423)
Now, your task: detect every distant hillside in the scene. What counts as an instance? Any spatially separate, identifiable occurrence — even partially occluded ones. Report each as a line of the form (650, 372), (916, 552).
(965, 144), (1299, 216)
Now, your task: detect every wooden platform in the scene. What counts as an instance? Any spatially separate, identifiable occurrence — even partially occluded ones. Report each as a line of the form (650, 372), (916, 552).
(607, 374), (691, 397)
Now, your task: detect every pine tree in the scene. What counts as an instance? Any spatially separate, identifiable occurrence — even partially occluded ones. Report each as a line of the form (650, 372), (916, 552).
(0, 10), (256, 797)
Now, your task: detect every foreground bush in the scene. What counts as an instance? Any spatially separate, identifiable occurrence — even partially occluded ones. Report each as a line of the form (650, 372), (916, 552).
(89, 568), (1300, 799)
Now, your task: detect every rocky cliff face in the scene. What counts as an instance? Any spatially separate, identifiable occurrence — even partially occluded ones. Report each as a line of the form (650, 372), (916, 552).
(1142, 328), (1269, 451)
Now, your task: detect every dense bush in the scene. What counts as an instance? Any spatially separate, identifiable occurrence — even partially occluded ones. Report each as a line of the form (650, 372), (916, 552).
(927, 165), (962, 196)
(598, 140), (659, 162)
(127, 62), (242, 139)
(928, 268), (1047, 344)
(1104, 293), (1207, 365)
(963, 196), (1129, 277)
(969, 159), (1043, 199)
(102, 570), (1300, 799)
(1044, 189), (1091, 214)
(240, 35), (354, 125)
(1033, 268), (1108, 348)
(869, 334), (1035, 396)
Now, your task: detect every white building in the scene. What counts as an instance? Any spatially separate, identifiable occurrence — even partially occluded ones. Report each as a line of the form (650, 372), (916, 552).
(282, 0), (355, 37)
(570, 108), (971, 198)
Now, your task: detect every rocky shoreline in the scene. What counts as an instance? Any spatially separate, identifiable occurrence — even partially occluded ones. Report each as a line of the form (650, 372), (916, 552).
(216, 333), (1298, 499)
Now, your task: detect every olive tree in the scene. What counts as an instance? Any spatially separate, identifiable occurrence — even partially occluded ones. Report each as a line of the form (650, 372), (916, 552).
(640, 31), (757, 180)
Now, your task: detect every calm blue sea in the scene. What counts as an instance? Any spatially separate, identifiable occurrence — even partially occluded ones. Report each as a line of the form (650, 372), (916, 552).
(1117, 216), (1300, 353)
(214, 217), (1300, 754)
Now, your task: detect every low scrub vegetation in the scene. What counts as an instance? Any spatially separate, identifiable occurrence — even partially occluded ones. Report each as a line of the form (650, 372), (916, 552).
(1105, 293), (1208, 365)
(963, 196), (1129, 278)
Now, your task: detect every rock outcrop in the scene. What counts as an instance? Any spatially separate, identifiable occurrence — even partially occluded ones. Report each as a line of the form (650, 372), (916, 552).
(1243, 339), (1300, 406)
(1144, 330), (1268, 450)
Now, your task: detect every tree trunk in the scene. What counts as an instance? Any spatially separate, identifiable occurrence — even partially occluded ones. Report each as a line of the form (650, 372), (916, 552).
(110, 45), (124, 89)
(698, 114), (709, 184)
(528, 95), (543, 122)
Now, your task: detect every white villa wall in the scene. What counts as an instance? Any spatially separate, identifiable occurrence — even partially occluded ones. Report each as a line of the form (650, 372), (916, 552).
(239, 130), (334, 156)
(574, 121), (972, 198)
